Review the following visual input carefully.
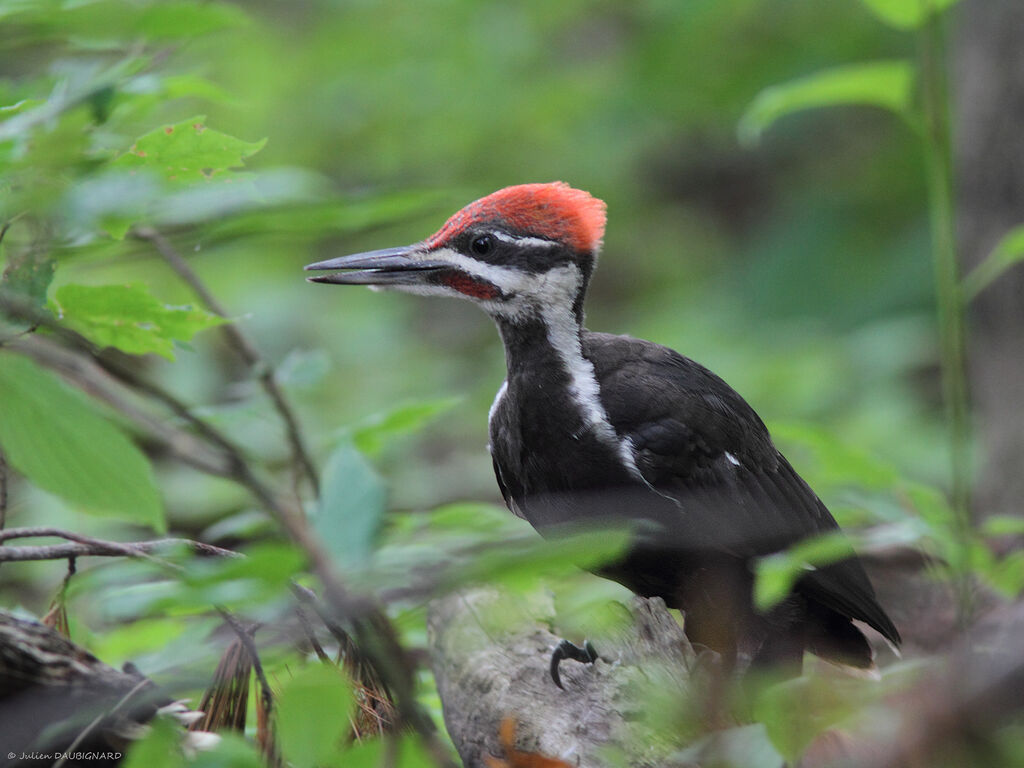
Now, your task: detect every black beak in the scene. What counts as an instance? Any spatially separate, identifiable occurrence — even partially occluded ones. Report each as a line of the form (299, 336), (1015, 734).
(304, 246), (447, 286)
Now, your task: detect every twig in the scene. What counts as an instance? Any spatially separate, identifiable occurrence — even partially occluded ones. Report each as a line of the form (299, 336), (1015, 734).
(294, 598), (331, 663)
(0, 449), (7, 532)
(0, 527), (240, 563)
(919, 2), (973, 624)
(133, 227), (320, 497)
(217, 608), (274, 716)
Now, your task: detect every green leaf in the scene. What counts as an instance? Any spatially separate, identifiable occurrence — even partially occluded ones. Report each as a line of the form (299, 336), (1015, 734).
(982, 515), (1024, 538)
(0, 250), (54, 333)
(203, 189), (447, 245)
(124, 543), (305, 616)
(739, 61), (915, 146)
(86, 617), (189, 667)
(277, 348), (330, 392)
(112, 115), (266, 186)
(754, 531), (855, 611)
(54, 283), (226, 360)
(161, 73), (236, 105)
(342, 736), (439, 768)
(129, 1), (249, 39)
(0, 353), (164, 531)
(859, 0), (961, 29)
(0, 98), (46, 118)
(123, 716), (185, 768)
(189, 734), (263, 768)
(905, 483), (954, 529)
(183, 542), (304, 593)
(674, 723), (784, 768)
(276, 664), (353, 768)
(351, 397), (460, 456)
(753, 675), (863, 760)
(62, 172), (163, 240)
(983, 550), (1024, 599)
(453, 525), (633, 593)
(754, 555), (800, 613)
(314, 440), (386, 569)
(963, 224), (1024, 300)
(30, 1), (248, 43)
(770, 421), (901, 492)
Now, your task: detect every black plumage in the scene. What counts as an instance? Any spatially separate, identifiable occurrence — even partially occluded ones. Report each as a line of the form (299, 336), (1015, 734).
(306, 181), (901, 673)
(489, 329), (900, 669)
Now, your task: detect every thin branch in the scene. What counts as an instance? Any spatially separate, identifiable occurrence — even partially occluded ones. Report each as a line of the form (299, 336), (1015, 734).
(0, 527), (240, 563)
(294, 598), (331, 663)
(133, 227), (320, 497)
(0, 449), (7, 532)
(217, 608), (274, 717)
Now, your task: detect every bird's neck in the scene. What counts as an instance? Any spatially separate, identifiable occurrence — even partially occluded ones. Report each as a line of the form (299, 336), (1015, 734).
(495, 303), (621, 441)
(495, 304), (585, 383)
(493, 303), (643, 483)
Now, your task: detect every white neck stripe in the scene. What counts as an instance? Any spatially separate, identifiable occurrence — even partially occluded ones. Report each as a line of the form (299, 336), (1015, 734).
(533, 267), (643, 480)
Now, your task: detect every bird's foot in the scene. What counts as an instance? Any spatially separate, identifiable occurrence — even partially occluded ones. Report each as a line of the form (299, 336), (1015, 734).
(549, 638), (599, 689)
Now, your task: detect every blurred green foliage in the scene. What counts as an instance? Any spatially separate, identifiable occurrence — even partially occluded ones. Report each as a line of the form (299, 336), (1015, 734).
(3, 0), (1020, 765)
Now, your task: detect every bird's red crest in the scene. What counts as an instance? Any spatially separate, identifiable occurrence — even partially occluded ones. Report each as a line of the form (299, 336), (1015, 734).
(425, 182), (607, 254)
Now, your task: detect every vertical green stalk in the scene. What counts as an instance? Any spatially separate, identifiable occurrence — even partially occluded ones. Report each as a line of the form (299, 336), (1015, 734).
(919, 11), (973, 618)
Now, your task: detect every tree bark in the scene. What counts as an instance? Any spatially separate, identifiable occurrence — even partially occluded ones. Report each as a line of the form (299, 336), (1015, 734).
(954, 0), (1024, 522)
(0, 611), (161, 765)
(427, 589), (696, 768)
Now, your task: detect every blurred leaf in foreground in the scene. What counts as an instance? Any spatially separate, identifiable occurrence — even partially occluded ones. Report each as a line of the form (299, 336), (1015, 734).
(859, 0), (961, 29)
(276, 664), (353, 768)
(754, 531), (855, 611)
(54, 282), (226, 360)
(752, 674), (863, 761)
(189, 733), (262, 768)
(314, 439), (386, 570)
(351, 397), (460, 457)
(0, 353), (164, 531)
(962, 223), (1024, 300)
(739, 61), (915, 146)
(674, 723), (784, 768)
(123, 714), (184, 768)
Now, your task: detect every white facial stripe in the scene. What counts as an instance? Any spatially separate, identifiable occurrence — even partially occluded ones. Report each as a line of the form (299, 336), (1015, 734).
(491, 231), (557, 249)
(420, 248), (531, 296)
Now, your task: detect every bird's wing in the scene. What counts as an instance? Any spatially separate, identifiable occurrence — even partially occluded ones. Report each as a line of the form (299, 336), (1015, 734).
(584, 332), (900, 644)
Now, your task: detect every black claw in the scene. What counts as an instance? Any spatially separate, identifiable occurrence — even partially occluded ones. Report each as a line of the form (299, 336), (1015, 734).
(549, 638), (599, 689)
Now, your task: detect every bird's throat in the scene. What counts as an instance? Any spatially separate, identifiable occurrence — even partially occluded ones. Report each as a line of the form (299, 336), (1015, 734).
(495, 310), (642, 479)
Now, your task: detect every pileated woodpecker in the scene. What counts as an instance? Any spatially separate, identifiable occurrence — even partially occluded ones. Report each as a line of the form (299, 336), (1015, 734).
(306, 182), (900, 679)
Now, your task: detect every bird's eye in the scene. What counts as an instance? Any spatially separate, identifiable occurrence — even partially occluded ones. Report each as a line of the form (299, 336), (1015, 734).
(470, 234), (494, 256)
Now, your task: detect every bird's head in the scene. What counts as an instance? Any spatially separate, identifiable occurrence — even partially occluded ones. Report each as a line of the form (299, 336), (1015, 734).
(305, 182), (606, 322)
